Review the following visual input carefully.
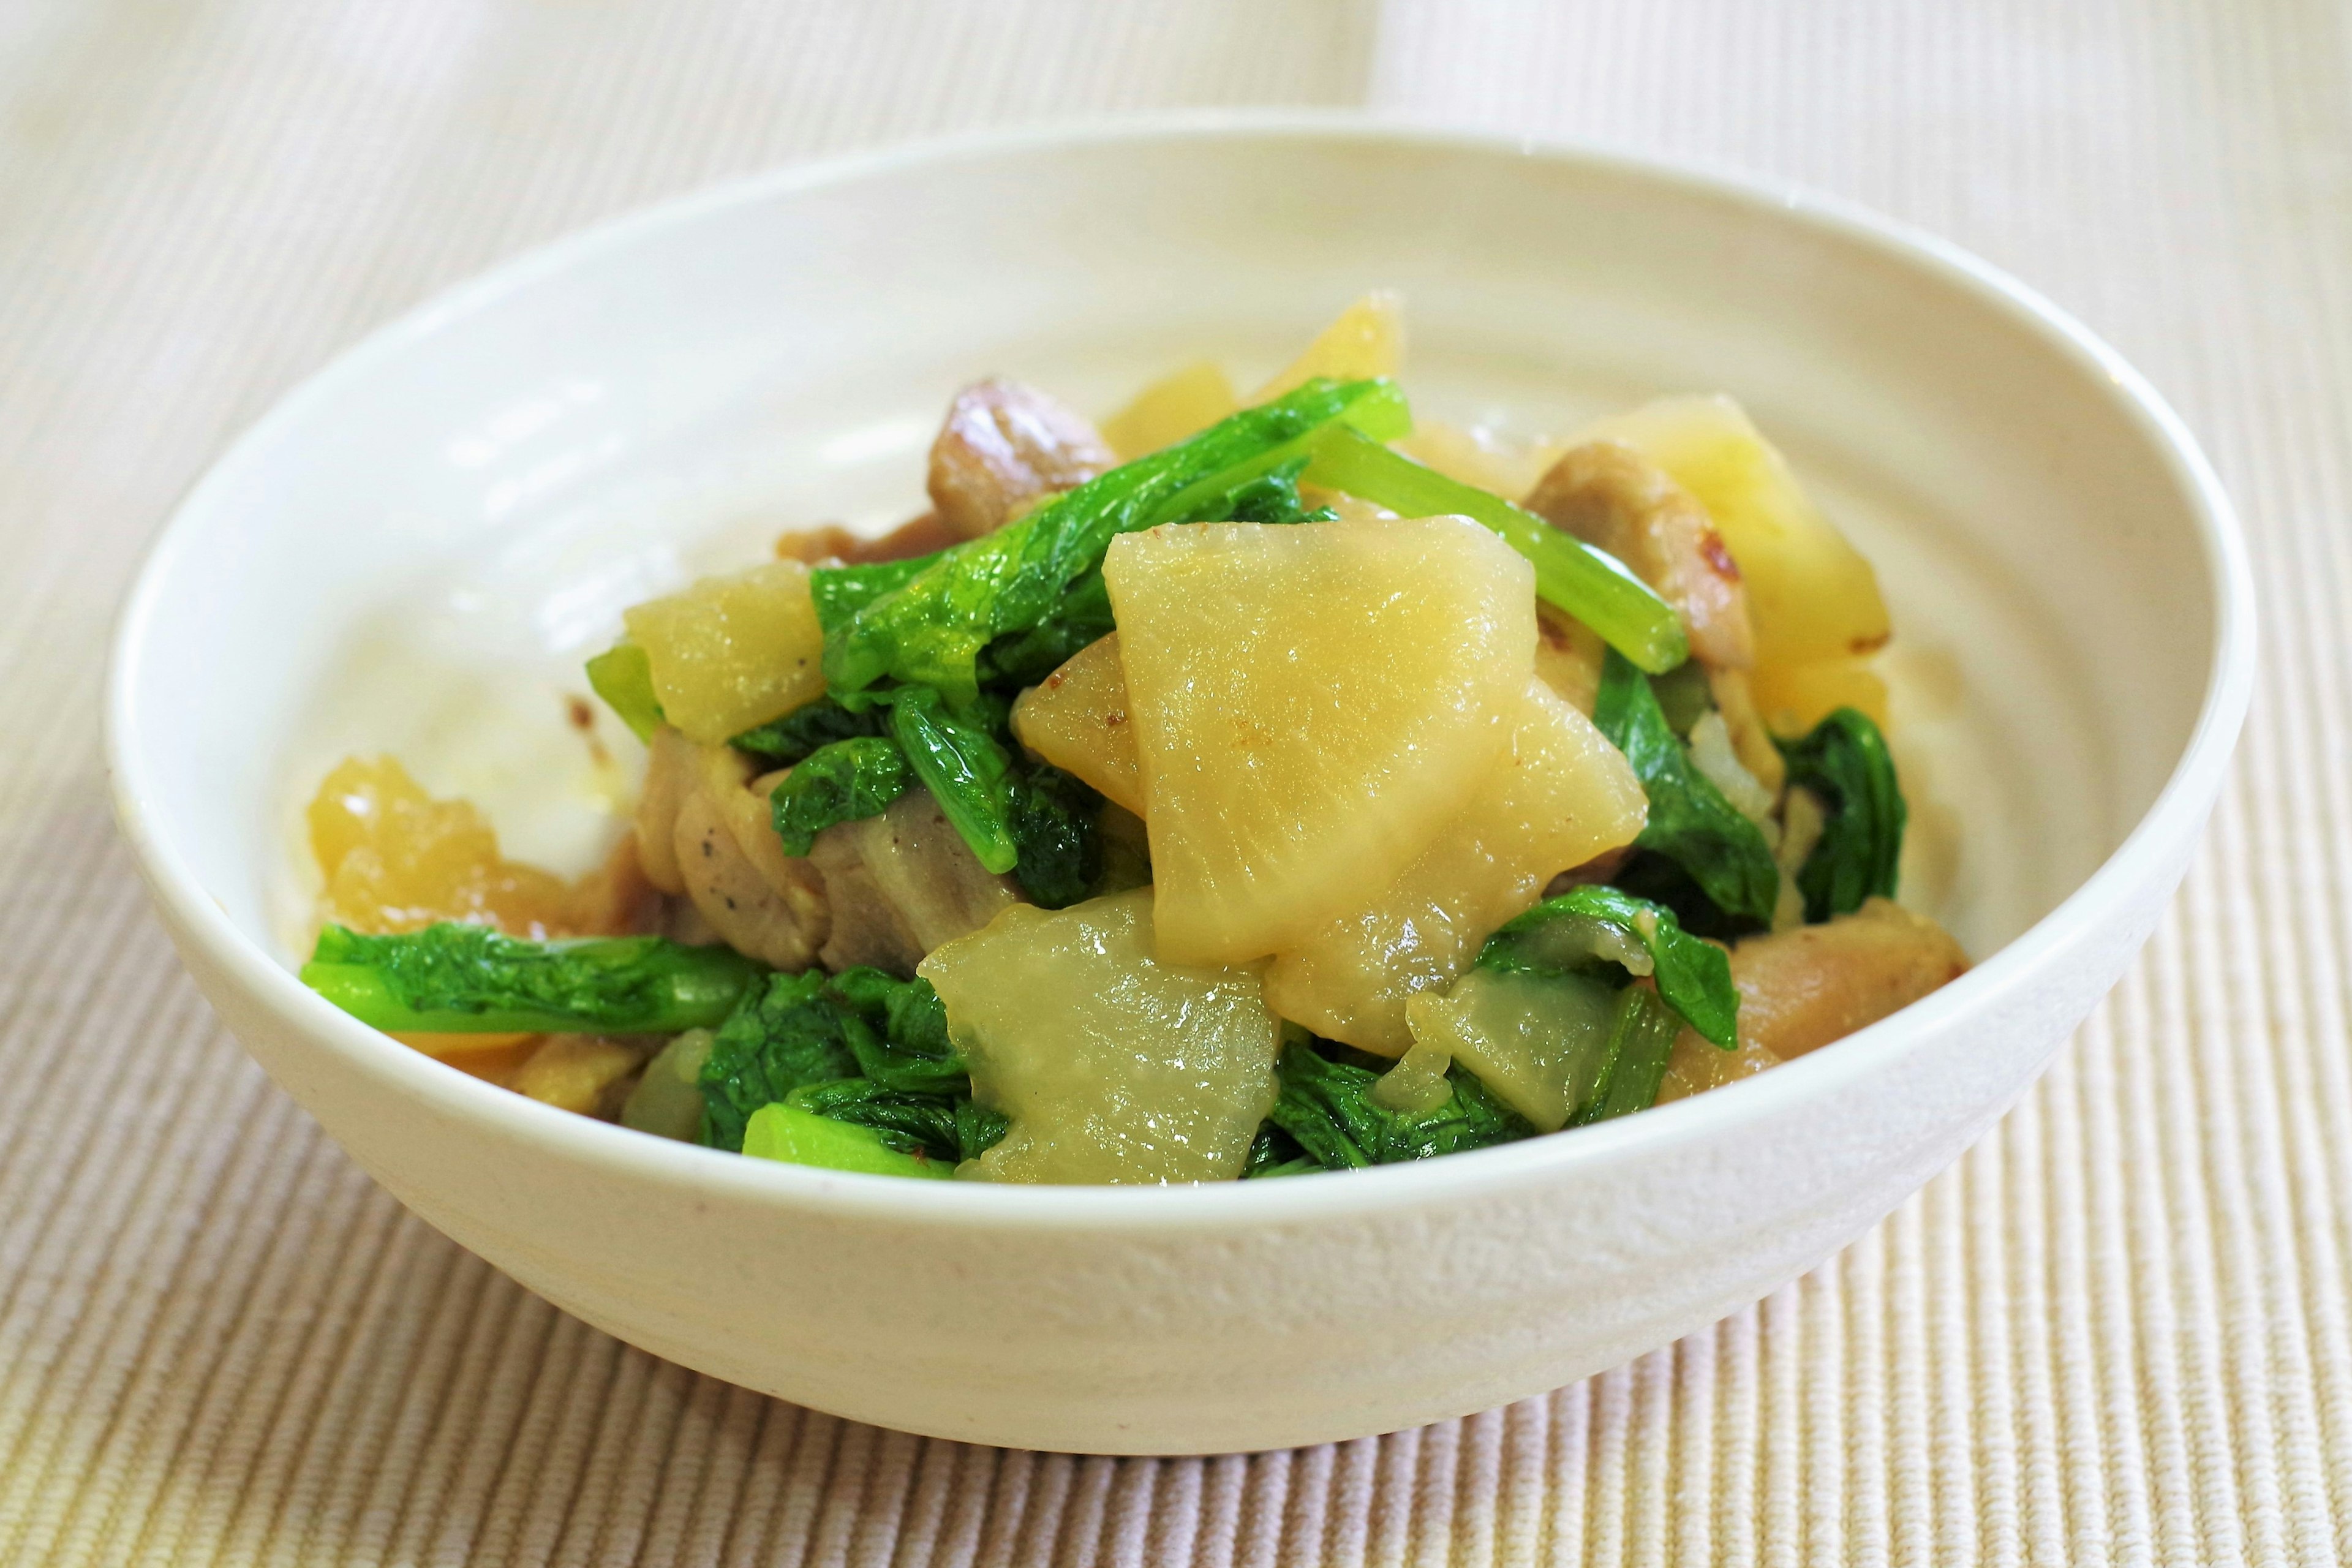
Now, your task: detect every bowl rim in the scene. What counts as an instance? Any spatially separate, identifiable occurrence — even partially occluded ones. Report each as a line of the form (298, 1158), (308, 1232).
(107, 108), (2256, 1232)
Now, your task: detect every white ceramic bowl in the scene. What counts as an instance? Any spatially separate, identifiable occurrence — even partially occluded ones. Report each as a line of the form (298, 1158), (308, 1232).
(107, 116), (2252, 1455)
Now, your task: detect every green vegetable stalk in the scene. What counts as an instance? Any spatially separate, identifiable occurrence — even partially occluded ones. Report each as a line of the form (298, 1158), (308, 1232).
(1300, 424), (1690, 674)
(767, 736), (911, 854)
(820, 377), (1410, 703)
(301, 923), (761, 1035)
(741, 1102), (956, 1179)
(584, 641), (665, 743)
(887, 688), (1020, 875)
(1780, 706), (1906, 921)
(1479, 884), (1739, 1049)
(1593, 650), (1780, 931)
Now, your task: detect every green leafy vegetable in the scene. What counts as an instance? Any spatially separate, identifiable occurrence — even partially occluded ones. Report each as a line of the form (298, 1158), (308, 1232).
(888, 687), (1020, 875)
(1300, 424), (1689, 674)
(977, 568), (1117, 688)
(696, 971), (862, 1151)
(1006, 764), (1104, 908)
(731, 698), (884, 766)
(820, 377), (1409, 703)
(1578, 986), (1682, 1125)
(826, 967), (966, 1093)
(301, 923), (760, 1035)
(1268, 1041), (1535, 1170)
(767, 736), (912, 855)
(1779, 706), (1906, 922)
(584, 641), (664, 743)
(1479, 885), (1738, 1049)
(809, 554), (938, 632)
(785, 1079), (1006, 1164)
(741, 1102), (956, 1178)
(1593, 650), (1779, 932)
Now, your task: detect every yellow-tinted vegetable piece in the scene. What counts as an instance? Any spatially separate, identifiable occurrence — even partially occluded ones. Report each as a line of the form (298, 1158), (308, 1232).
(1404, 966), (1622, 1133)
(919, 889), (1281, 1185)
(1099, 361), (1240, 459)
(1576, 395), (1890, 669)
(510, 1035), (643, 1116)
(309, 755), (577, 938)
(1251, 292), (1404, 402)
(1008, 632), (1144, 815)
(622, 560), (826, 743)
(1104, 515), (1532, 966)
(1747, 654), (1891, 736)
(1262, 679), (1646, 1055)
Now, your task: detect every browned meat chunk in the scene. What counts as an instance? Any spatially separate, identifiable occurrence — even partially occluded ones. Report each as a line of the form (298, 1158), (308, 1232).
(809, 790), (1022, 975)
(774, 510), (962, 566)
(636, 727), (827, 968)
(1526, 439), (1755, 669)
(1658, 897), (1967, 1101)
(927, 378), (1116, 541)
(633, 722), (1019, 976)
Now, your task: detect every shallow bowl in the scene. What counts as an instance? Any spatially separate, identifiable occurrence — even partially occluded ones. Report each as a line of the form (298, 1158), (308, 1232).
(107, 116), (2253, 1455)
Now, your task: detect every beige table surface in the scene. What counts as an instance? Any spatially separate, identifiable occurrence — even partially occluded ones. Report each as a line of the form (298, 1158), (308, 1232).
(3, 1), (2347, 1562)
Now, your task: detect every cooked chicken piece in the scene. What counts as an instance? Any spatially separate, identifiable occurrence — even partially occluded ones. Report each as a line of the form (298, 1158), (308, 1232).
(647, 733), (829, 968)
(810, 789), (1022, 975)
(1658, 897), (1966, 1102)
(635, 726), (695, 894)
(1525, 439), (1755, 670)
(928, 378), (1116, 541)
(671, 782), (824, 969)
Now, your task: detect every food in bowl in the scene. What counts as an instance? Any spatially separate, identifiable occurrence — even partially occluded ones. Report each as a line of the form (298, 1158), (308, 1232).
(296, 296), (1967, 1185)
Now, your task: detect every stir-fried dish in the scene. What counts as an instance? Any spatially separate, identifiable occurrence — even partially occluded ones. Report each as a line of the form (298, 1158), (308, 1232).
(299, 296), (1967, 1184)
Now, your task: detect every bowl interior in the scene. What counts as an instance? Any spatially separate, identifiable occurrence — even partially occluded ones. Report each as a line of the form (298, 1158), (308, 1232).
(116, 126), (2220, 997)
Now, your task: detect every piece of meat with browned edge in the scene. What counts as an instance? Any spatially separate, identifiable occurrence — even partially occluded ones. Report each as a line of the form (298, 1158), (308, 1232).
(635, 723), (1020, 978)
(927, 377), (1116, 541)
(774, 510), (962, 566)
(636, 727), (829, 969)
(1525, 438), (1755, 670)
(809, 789), (1022, 975)
(1657, 897), (1969, 1101)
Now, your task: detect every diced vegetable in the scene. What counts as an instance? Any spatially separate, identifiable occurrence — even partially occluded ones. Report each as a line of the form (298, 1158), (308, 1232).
(1104, 514), (1532, 965)
(1592, 650), (1780, 932)
(741, 1102), (956, 1179)
(1476, 884), (1738, 1049)
(1575, 394), (1890, 669)
(1301, 424), (1690, 674)
(306, 756), (589, 938)
(1265, 1039), (1533, 1168)
(767, 736), (911, 855)
(584, 641), (663, 743)
(302, 923), (761, 1036)
(821, 377), (1410, 703)
(623, 560), (829, 743)
(1102, 361), (1241, 459)
(1406, 974), (1682, 1132)
(1253, 292), (1404, 402)
(1778, 707), (1907, 921)
(919, 889), (1283, 1183)
(1749, 654), (1891, 736)
(1261, 679), (1646, 1054)
(510, 1035), (643, 1116)
(622, 1028), (715, 1140)
(1008, 633), (1144, 815)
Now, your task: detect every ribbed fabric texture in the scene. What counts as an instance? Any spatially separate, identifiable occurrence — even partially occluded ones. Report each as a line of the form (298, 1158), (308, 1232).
(0, 1), (2342, 1561)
